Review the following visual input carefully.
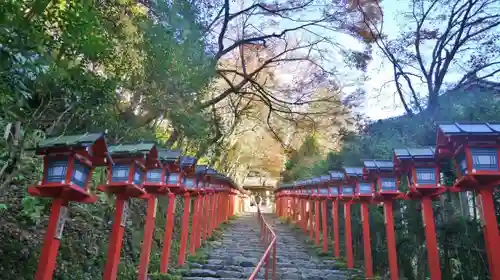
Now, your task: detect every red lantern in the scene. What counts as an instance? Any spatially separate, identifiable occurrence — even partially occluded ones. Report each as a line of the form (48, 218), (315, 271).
(143, 149), (181, 195)
(99, 143), (158, 197)
(29, 133), (108, 280)
(394, 147), (444, 197)
(29, 133), (108, 203)
(437, 122), (500, 188)
(364, 159), (400, 200)
(436, 122), (500, 279)
(100, 143), (158, 280)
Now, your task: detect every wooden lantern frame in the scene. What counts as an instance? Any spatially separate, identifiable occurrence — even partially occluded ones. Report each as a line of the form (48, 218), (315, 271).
(344, 167), (374, 202)
(363, 159), (400, 201)
(311, 177), (321, 199)
(394, 147), (445, 198)
(98, 143), (158, 198)
(328, 170), (344, 200)
(436, 122), (500, 190)
(29, 133), (108, 203)
(179, 156), (198, 194)
(318, 175), (331, 199)
(143, 149), (181, 195)
(195, 165), (209, 195)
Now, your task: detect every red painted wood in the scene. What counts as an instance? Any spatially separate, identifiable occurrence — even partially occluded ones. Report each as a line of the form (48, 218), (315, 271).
(103, 197), (127, 280)
(421, 197), (442, 280)
(138, 197), (158, 280)
(383, 201), (399, 280)
(315, 199), (321, 245)
(160, 193), (176, 273)
(189, 196), (200, 255)
(321, 200), (328, 253)
(177, 192), (191, 266)
(308, 199), (314, 240)
(478, 188), (500, 280)
(302, 199), (308, 233)
(361, 203), (373, 278)
(332, 200), (340, 258)
(34, 198), (66, 280)
(344, 202), (354, 268)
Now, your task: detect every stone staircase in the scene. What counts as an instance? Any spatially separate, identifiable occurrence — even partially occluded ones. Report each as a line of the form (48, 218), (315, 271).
(265, 214), (348, 280)
(182, 213), (347, 280)
(182, 213), (265, 279)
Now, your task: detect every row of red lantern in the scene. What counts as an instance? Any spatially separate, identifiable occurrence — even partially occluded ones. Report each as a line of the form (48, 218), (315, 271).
(276, 121), (500, 280)
(27, 133), (245, 280)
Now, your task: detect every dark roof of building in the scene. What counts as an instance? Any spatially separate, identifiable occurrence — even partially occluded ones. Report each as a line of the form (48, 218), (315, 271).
(108, 142), (156, 155)
(343, 167), (364, 177)
(363, 159), (393, 171)
(329, 170), (345, 180)
(394, 147), (436, 160)
(158, 149), (182, 163)
(437, 122), (500, 136)
(38, 132), (105, 149)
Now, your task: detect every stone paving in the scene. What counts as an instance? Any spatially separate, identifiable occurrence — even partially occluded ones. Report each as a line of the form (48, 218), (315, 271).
(182, 212), (348, 280)
(182, 212), (265, 279)
(264, 214), (348, 280)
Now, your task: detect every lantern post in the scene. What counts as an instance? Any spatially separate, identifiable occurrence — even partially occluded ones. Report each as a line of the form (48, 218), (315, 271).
(293, 181), (305, 232)
(28, 133), (108, 280)
(155, 150), (182, 273)
(329, 170), (344, 259)
(364, 159), (401, 280)
(394, 147), (445, 280)
(312, 177), (322, 246)
(186, 164), (205, 255)
(305, 180), (315, 240)
(436, 122), (500, 280)
(288, 183), (296, 226)
(177, 156), (198, 266)
(318, 175), (331, 253)
(139, 149), (183, 279)
(339, 178), (355, 269)
(203, 168), (217, 239)
(346, 167), (374, 278)
(195, 165), (208, 249)
(97, 143), (158, 280)
(297, 181), (308, 232)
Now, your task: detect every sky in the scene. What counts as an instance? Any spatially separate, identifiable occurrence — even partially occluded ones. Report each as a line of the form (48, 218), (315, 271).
(226, 0), (479, 121)
(354, 0), (406, 120)
(237, 0), (408, 121)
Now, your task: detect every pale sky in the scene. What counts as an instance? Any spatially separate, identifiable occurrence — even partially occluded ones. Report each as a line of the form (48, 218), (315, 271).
(225, 0), (438, 121)
(360, 0), (407, 120)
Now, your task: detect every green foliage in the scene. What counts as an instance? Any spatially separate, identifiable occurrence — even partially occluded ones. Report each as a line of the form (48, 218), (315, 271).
(0, 0), (219, 278)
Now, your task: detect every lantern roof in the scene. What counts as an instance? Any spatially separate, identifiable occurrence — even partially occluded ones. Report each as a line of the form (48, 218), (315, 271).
(180, 156), (197, 168)
(438, 122), (500, 136)
(158, 149), (182, 163)
(343, 167), (364, 177)
(38, 132), (105, 149)
(394, 147), (436, 160)
(195, 165), (208, 175)
(363, 159), (393, 171)
(329, 170), (345, 180)
(278, 182), (294, 190)
(108, 142), (156, 156)
(205, 167), (218, 175)
(320, 175), (331, 182)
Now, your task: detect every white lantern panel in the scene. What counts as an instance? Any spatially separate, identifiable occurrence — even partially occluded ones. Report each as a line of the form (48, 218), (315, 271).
(470, 148), (498, 171)
(380, 177), (397, 191)
(358, 182), (372, 194)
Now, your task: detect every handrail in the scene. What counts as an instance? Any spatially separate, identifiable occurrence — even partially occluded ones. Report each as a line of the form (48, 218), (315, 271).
(248, 207), (277, 280)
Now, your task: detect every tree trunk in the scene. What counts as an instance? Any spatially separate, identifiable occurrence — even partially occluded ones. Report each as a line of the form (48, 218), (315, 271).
(165, 128), (179, 148)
